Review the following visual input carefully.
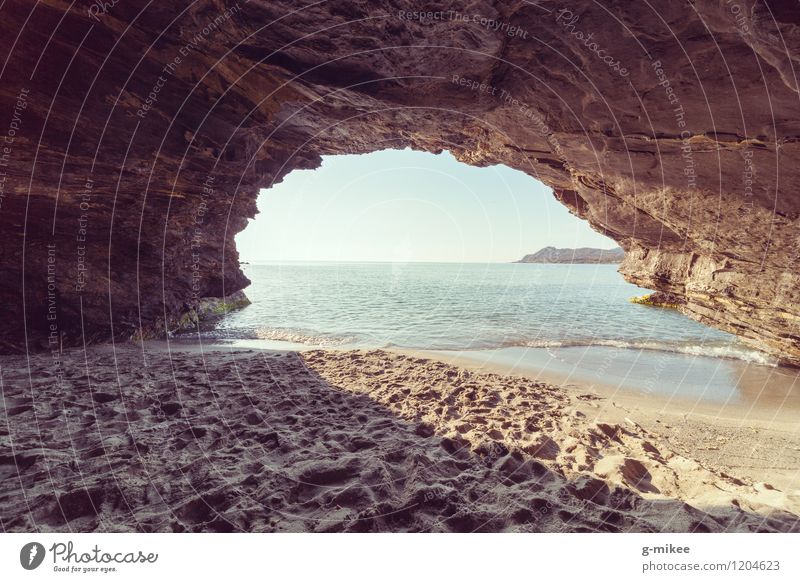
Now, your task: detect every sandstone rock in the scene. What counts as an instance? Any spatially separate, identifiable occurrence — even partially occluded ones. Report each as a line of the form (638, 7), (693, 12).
(0, 1), (798, 363)
(55, 488), (104, 523)
(174, 290), (251, 332)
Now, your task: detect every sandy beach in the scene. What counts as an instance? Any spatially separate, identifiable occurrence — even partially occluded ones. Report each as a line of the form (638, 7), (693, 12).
(1, 343), (798, 533)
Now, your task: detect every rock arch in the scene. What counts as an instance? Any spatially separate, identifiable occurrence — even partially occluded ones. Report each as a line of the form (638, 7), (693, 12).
(1, 1), (799, 363)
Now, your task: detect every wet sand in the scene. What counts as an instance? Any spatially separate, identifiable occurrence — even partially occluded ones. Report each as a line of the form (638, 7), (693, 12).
(396, 347), (800, 493)
(416, 345), (800, 409)
(1, 343), (798, 532)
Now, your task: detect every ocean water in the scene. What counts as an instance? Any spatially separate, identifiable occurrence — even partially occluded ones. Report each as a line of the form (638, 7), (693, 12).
(188, 262), (800, 407)
(204, 262), (751, 357)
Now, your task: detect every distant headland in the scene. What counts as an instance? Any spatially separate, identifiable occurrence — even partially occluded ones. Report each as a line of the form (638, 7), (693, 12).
(515, 246), (624, 264)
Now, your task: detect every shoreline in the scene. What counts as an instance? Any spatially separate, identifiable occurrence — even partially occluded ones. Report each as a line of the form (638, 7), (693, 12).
(392, 347), (800, 418)
(167, 336), (800, 413)
(2, 341), (797, 532)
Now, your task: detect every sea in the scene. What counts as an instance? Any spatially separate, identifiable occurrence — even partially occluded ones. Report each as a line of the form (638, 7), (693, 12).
(182, 262), (800, 408)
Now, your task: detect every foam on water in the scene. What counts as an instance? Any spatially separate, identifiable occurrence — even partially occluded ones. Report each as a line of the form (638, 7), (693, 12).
(518, 338), (778, 366)
(193, 262), (772, 366)
(184, 262), (800, 406)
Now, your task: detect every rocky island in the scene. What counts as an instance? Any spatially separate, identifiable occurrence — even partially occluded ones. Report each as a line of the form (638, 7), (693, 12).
(516, 246), (625, 264)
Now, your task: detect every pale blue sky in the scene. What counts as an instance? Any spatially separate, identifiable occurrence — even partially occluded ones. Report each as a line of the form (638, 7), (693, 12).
(236, 149), (615, 263)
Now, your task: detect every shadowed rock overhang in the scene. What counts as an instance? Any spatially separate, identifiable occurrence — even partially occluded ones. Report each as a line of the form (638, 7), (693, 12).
(0, 1), (799, 364)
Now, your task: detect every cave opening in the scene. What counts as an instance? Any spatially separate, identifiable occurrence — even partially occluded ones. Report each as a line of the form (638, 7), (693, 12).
(219, 148), (701, 355)
(223, 147), (621, 348)
(236, 148), (615, 264)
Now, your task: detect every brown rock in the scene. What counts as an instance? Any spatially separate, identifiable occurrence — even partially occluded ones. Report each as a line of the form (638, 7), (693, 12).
(0, 2), (799, 364)
(56, 488), (104, 522)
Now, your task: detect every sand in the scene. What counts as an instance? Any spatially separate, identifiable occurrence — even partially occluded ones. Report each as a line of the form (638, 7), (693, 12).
(1, 344), (799, 532)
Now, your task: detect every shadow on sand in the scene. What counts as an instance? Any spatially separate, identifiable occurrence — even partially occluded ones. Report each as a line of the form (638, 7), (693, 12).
(1, 346), (798, 533)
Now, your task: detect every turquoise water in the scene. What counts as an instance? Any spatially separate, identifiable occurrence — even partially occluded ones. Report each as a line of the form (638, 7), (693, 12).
(186, 262), (800, 406)
(202, 262), (766, 363)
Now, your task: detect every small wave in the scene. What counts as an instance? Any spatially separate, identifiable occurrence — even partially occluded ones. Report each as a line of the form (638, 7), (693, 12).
(252, 327), (356, 347)
(518, 338), (777, 366)
(194, 325), (777, 366)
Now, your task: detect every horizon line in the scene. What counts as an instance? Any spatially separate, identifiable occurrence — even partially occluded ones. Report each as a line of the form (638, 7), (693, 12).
(239, 258), (622, 265)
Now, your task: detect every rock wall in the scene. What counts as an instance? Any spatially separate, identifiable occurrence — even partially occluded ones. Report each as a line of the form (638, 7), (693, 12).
(1, 1), (799, 362)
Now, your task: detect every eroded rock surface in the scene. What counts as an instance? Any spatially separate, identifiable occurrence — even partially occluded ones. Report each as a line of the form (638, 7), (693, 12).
(0, 1), (799, 361)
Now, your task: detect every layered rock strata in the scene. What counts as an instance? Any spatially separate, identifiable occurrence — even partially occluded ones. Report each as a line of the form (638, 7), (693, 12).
(0, 1), (798, 362)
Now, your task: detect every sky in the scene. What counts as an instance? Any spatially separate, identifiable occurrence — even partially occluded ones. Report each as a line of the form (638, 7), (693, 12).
(236, 149), (616, 263)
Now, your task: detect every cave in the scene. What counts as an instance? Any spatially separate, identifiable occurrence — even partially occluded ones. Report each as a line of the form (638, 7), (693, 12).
(1, 0), (799, 366)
